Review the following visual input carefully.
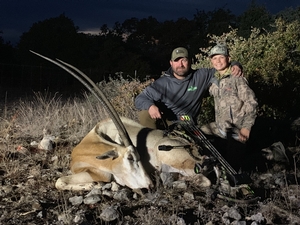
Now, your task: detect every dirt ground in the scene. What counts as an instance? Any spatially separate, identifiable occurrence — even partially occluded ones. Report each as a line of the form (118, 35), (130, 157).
(0, 136), (299, 225)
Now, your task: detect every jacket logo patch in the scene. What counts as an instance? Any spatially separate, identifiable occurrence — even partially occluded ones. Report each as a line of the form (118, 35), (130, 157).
(188, 86), (197, 91)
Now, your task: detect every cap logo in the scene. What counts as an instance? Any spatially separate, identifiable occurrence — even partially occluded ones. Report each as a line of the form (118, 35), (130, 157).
(171, 47), (188, 60)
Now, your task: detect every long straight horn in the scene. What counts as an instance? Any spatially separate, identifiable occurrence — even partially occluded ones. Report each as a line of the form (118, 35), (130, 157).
(55, 58), (127, 137)
(29, 50), (133, 148)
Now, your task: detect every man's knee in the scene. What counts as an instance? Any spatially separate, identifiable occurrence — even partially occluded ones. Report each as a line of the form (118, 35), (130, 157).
(138, 110), (157, 129)
(137, 110), (171, 129)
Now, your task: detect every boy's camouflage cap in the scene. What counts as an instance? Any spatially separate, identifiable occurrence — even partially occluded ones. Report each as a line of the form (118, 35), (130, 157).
(209, 45), (229, 57)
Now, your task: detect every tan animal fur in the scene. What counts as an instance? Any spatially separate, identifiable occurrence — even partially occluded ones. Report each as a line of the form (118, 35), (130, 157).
(55, 117), (211, 191)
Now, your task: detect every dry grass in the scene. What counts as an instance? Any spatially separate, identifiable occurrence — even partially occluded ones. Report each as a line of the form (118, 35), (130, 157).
(0, 77), (299, 224)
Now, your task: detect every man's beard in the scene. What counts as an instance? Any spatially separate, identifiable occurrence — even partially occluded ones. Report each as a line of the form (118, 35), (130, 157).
(174, 67), (188, 77)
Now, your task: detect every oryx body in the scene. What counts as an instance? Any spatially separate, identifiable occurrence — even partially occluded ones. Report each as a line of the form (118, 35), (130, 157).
(55, 117), (210, 191)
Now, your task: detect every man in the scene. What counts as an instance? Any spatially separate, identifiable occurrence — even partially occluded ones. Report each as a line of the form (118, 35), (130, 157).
(201, 44), (258, 143)
(134, 47), (243, 129)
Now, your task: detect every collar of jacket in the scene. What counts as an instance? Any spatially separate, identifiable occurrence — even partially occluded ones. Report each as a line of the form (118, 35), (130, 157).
(214, 66), (232, 80)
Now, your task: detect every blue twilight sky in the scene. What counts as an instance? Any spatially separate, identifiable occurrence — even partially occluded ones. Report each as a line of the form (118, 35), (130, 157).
(0, 0), (299, 45)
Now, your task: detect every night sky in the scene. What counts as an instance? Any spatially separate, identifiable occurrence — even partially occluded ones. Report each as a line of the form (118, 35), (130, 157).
(0, 0), (299, 45)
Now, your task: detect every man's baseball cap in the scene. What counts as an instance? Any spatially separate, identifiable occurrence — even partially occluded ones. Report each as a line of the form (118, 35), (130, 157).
(209, 45), (229, 58)
(171, 47), (189, 61)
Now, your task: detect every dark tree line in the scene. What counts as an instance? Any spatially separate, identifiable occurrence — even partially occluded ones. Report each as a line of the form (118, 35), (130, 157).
(0, 2), (295, 96)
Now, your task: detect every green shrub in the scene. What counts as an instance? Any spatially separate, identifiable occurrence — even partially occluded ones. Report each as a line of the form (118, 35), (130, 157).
(193, 18), (300, 119)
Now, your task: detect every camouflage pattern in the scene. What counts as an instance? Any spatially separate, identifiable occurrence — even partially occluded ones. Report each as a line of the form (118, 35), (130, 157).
(201, 66), (258, 138)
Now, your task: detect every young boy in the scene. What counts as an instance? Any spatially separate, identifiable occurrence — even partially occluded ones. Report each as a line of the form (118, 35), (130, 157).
(201, 44), (258, 171)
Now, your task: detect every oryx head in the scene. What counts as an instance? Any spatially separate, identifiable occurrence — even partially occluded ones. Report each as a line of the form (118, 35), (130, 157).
(31, 50), (152, 190)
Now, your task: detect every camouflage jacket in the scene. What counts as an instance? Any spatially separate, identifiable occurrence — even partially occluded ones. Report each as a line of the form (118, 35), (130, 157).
(209, 66), (258, 136)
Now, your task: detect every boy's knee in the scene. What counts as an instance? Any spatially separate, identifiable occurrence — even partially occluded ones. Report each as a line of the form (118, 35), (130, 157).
(201, 122), (222, 137)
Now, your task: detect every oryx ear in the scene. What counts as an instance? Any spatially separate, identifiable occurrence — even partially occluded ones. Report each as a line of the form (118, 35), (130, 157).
(96, 150), (119, 160)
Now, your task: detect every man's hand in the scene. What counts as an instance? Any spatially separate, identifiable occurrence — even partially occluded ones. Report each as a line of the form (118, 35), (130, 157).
(148, 105), (162, 119)
(239, 128), (250, 142)
(231, 65), (243, 77)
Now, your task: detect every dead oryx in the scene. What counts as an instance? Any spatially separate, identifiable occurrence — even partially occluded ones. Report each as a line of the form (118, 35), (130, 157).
(30, 51), (210, 191)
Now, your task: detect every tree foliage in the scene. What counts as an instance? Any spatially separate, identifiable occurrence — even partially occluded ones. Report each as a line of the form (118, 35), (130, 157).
(275, 5), (300, 23)
(17, 14), (81, 65)
(1, 4), (300, 121)
(193, 18), (300, 119)
(0, 32), (14, 64)
(237, 0), (273, 38)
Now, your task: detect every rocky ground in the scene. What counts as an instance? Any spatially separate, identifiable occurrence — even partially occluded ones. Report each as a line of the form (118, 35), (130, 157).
(0, 97), (299, 224)
(0, 135), (299, 225)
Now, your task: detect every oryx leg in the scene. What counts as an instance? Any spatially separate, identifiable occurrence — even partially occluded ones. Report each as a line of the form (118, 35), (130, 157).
(160, 162), (211, 188)
(55, 167), (112, 191)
